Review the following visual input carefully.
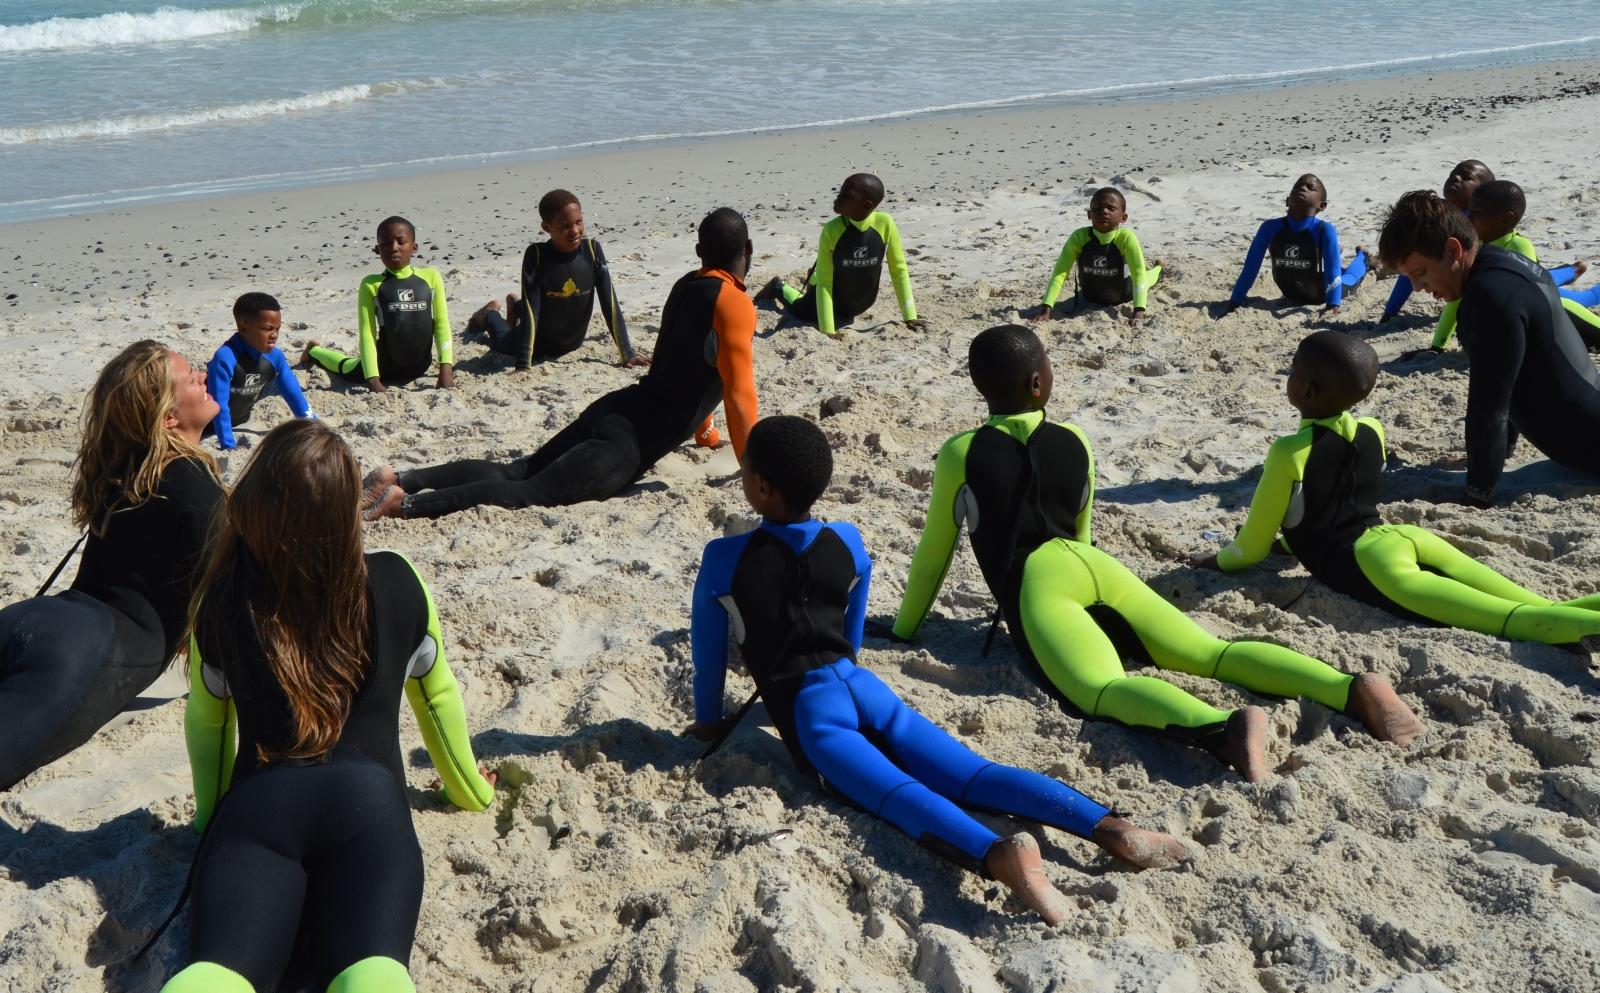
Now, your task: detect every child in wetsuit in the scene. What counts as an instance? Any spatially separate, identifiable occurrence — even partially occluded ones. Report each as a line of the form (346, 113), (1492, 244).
(1381, 159), (1494, 325)
(204, 292), (313, 450)
(1031, 187), (1163, 326)
(1201, 330), (1600, 649)
(300, 215), (456, 392)
(755, 172), (927, 336)
(685, 415), (1189, 924)
(467, 189), (644, 369)
(1221, 174), (1367, 316)
(885, 325), (1422, 781)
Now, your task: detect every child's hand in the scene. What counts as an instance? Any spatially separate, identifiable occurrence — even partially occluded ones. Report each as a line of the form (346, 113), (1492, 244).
(1028, 304), (1052, 323)
(427, 765), (499, 803)
(863, 619), (911, 644)
(366, 377), (388, 394)
(1216, 302), (1239, 319)
(436, 365), (457, 389)
(1192, 551), (1222, 571)
(1399, 347), (1442, 362)
(1128, 308), (1146, 327)
(1323, 305), (1341, 316)
(623, 354), (652, 368)
(682, 720), (732, 742)
(904, 318), (929, 332)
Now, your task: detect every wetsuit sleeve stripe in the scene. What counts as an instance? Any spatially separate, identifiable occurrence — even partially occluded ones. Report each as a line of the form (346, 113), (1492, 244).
(1230, 219), (1278, 305)
(425, 268), (453, 366)
(1463, 286), (1527, 495)
(834, 523), (873, 655)
(357, 274), (382, 382)
(206, 347), (236, 449)
(591, 240), (633, 361)
(1320, 219), (1342, 307)
(1119, 228), (1151, 310)
(1059, 421), (1095, 544)
(815, 218), (842, 336)
(393, 554), (493, 812)
(892, 432), (972, 639)
(1219, 432), (1308, 571)
(269, 348), (312, 418)
(691, 534), (745, 724)
(712, 281), (759, 459)
(1043, 229), (1091, 307)
(183, 634), (236, 833)
(880, 214), (916, 322)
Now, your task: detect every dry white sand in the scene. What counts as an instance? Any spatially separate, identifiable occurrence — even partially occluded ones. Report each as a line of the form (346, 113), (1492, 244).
(4, 59), (1600, 993)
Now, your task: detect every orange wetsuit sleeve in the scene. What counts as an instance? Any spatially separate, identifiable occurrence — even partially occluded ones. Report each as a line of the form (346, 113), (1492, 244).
(713, 280), (759, 459)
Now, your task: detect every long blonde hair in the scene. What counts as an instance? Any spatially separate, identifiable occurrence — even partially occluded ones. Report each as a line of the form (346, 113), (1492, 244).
(70, 339), (215, 534)
(191, 419), (371, 763)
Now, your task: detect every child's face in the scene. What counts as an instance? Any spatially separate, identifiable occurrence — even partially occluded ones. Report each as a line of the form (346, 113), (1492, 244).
(739, 457), (783, 518)
(374, 222), (417, 271)
(541, 202), (585, 253)
(237, 310), (281, 353)
(833, 182), (878, 222)
(1285, 355), (1314, 415)
(1467, 202), (1516, 245)
(1088, 194), (1127, 233)
(1443, 164), (1489, 211)
(1285, 175), (1326, 218)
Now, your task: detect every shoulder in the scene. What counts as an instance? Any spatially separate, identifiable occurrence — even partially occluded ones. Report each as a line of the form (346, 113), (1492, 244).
(416, 266), (445, 284)
(935, 428), (980, 469)
(869, 211), (898, 231)
(823, 520), (871, 566)
(821, 216), (846, 237)
(1067, 227), (1093, 245)
(365, 549), (428, 601)
(208, 344), (235, 369)
(1355, 415), (1386, 440)
(360, 272), (385, 289)
(699, 529), (756, 575)
(1267, 425), (1316, 460)
(715, 277), (756, 319)
(1255, 217), (1284, 237)
(1112, 227), (1140, 245)
(266, 346), (293, 368)
(158, 456), (223, 508)
(586, 238), (607, 260)
(1049, 419), (1093, 451)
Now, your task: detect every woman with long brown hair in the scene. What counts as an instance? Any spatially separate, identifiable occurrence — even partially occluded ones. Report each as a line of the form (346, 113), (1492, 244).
(0, 339), (222, 789)
(162, 418), (495, 993)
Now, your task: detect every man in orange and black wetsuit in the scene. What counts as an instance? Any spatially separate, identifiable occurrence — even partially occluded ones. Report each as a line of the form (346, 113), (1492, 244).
(364, 208), (758, 519)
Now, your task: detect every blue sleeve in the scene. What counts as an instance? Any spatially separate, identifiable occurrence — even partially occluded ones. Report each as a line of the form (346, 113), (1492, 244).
(690, 533), (749, 724)
(1383, 275), (1412, 321)
(267, 348), (312, 418)
(206, 348), (236, 449)
(829, 523), (872, 656)
(1320, 219), (1343, 306)
(1230, 219), (1278, 305)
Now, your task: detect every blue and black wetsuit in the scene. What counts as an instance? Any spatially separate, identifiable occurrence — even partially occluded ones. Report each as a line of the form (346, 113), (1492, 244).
(1230, 215), (1366, 308)
(482, 238), (633, 367)
(692, 517), (1110, 870)
(204, 335), (313, 450)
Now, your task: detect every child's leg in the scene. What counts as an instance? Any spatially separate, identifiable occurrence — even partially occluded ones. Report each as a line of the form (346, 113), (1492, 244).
(1560, 284), (1600, 308)
(1354, 524), (1600, 643)
(1341, 248), (1369, 289)
(1560, 592), (1600, 610)
(1080, 541), (1354, 711)
(307, 345), (367, 384)
(1017, 541), (1233, 731)
(1547, 263), (1580, 287)
(1139, 265), (1162, 295)
(781, 286), (819, 322)
(481, 308), (519, 356)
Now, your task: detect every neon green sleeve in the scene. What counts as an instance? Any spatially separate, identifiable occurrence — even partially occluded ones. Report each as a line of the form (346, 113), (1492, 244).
(1042, 229), (1092, 307)
(1357, 416), (1387, 460)
(1117, 228), (1151, 309)
(394, 555), (493, 813)
(892, 432), (973, 639)
(814, 218), (842, 336)
(1059, 421), (1096, 544)
(1218, 433), (1308, 571)
(1431, 299), (1461, 350)
(357, 275), (382, 382)
(423, 267), (453, 366)
(879, 213), (916, 321)
(183, 634), (236, 834)
(1502, 232), (1538, 262)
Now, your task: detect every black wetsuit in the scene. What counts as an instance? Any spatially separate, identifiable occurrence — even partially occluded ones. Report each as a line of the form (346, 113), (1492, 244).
(482, 238), (633, 367)
(1458, 246), (1600, 498)
(0, 457), (220, 789)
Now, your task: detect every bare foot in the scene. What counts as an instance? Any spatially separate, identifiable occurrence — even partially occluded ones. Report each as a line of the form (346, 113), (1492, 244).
(1574, 259), (1590, 281)
(1344, 672), (1424, 745)
(984, 832), (1069, 926)
(467, 299), (501, 332)
(296, 340), (321, 369)
(1152, 257), (1166, 269)
(1216, 706), (1270, 782)
(362, 483), (405, 522)
(1092, 816), (1191, 869)
(359, 465), (397, 513)
(753, 277), (784, 303)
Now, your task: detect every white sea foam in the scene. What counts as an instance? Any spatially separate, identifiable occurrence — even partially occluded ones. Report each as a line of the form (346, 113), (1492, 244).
(0, 5), (299, 53)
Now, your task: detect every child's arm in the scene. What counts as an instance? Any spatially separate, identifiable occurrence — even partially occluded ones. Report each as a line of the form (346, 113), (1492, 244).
(393, 554), (494, 812)
(881, 215), (918, 326)
(813, 220), (844, 336)
(590, 239), (637, 363)
(205, 348), (237, 449)
(1430, 300), (1462, 350)
(357, 275), (383, 385)
(423, 268), (456, 387)
(267, 348), (314, 419)
(891, 434), (972, 640)
(835, 523), (873, 656)
(1217, 435), (1304, 571)
(1381, 276), (1412, 322)
(1228, 220), (1278, 306)
(183, 633), (237, 833)
(517, 243), (541, 369)
(690, 539), (738, 726)
(1509, 233), (1538, 262)
(1041, 229), (1092, 309)
(712, 282), (759, 459)
(1320, 220), (1343, 308)
(1059, 421), (1096, 544)
(1119, 229), (1152, 311)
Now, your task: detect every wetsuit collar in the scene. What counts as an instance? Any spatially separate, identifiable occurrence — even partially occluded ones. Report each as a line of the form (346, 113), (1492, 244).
(844, 211), (880, 231)
(385, 264), (417, 279)
(759, 516), (825, 553)
(1090, 227), (1122, 243)
(700, 267), (746, 291)
(983, 408), (1046, 444)
(1299, 410), (1359, 442)
(1282, 214), (1318, 232)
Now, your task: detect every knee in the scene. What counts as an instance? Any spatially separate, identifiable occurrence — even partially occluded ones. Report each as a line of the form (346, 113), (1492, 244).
(161, 962), (256, 993)
(327, 956), (415, 993)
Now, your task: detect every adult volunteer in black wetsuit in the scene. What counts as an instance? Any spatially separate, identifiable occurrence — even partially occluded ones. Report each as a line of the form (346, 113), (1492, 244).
(0, 340), (223, 789)
(1379, 190), (1600, 507)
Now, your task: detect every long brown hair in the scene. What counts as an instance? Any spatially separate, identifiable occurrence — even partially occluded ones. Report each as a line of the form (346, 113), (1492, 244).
(191, 419), (371, 763)
(70, 339), (216, 534)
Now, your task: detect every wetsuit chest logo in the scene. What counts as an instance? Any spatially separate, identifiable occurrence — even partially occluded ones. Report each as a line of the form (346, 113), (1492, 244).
(548, 278), (582, 299)
(387, 285), (430, 312)
(841, 243), (882, 268)
(232, 373), (263, 397)
(1085, 254), (1120, 277)
(1274, 241), (1315, 270)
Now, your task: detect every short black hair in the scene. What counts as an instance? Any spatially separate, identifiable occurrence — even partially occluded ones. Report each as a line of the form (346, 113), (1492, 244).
(1091, 187), (1126, 210)
(1469, 179), (1525, 225)
(233, 291), (281, 319)
(844, 172), (885, 205)
(698, 207), (748, 269)
(1377, 191), (1477, 268)
(1296, 329), (1378, 407)
(539, 189), (579, 222)
(745, 415), (833, 514)
(1450, 159), (1494, 182)
(969, 324), (1046, 403)
(377, 215), (415, 239)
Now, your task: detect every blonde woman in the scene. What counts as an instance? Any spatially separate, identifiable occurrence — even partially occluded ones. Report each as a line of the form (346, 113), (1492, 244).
(164, 419), (494, 993)
(0, 340), (222, 789)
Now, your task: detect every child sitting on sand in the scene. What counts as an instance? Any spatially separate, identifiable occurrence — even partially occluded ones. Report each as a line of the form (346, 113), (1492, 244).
(754, 172), (927, 336)
(685, 414), (1189, 924)
(1220, 174), (1366, 317)
(300, 215), (456, 392)
(1198, 330), (1600, 648)
(466, 188), (645, 370)
(205, 292), (313, 450)
(1031, 186), (1162, 326)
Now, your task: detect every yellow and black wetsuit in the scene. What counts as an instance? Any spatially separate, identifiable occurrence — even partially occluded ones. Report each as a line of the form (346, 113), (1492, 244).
(1219, 411), (1600, 643)
(308, 265), (453, 387)
(1041, 227), (1161, 310)
(890, 411), (1353, 750)
(779, 210), (916, 335)
(481, 238), (633, 367)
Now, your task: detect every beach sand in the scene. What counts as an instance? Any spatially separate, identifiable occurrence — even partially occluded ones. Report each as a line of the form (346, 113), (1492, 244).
(4, 58), (1600, 993)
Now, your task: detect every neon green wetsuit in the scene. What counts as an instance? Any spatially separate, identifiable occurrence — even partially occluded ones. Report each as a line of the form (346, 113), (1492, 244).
(1431, 232), (1600, 349)
(779, 210), (916, 335)
(308, 265), (454, 387)
(1219, 411), (1600, 643)
(1041, 227), (1161, 310)
(891, 410), (1353, 746)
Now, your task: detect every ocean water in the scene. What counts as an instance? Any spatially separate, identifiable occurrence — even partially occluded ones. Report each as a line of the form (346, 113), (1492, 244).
(2, 0), (1598, 222)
